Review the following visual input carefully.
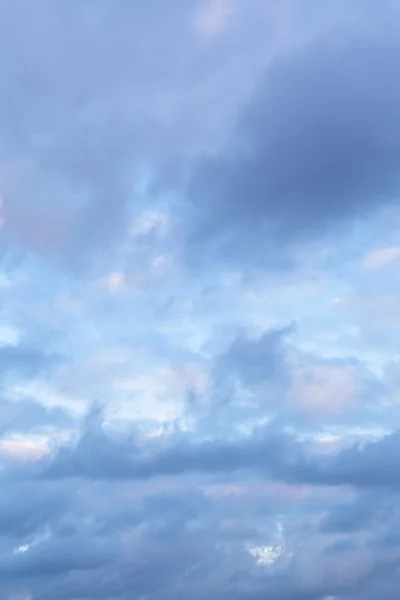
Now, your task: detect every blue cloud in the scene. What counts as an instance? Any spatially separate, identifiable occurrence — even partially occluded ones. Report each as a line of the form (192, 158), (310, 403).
(185, 15), (400, 269)
(1, 1), (400, 599)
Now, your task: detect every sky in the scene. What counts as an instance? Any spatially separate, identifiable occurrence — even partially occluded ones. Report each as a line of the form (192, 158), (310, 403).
(2, 0), (400, 598)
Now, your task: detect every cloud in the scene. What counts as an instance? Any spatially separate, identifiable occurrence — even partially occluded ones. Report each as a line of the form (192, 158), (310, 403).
(364, 247), (400, 269)
(194, 0), (234, 36)
(16, 401), (398, 496)
(185, 16), (400, 269)
(309, 430), (400, 488)
(2, 2), (400, 599)
(200, 325), (380, 431)
(287, 362), (359, 418)
(0, 408), (398, 599)
(214, 324), (294, 387)
(0, 482), (69, 539)
(0, 344), (64, 381)
(38, 412), (301, 482)
(319, 489), (392, 534)
(0, 0), (275, 275)
(0, 440), (48, 462)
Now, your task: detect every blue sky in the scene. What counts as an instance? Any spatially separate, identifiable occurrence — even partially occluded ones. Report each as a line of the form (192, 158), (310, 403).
(2, 1), (400, 598)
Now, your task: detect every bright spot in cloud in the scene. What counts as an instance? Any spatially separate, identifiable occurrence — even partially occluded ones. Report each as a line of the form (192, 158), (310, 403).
(248, 544), (285, 566)
(13, 530), (50, 555)
(0, 439), (49, 462)
(106, 272), (126, 293)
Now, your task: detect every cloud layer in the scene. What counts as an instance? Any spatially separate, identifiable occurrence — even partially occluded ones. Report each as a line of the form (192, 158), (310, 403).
(1, 1), (400, 599)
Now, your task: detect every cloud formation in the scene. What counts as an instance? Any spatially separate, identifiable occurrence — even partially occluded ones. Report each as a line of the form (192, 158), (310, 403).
(1, 1), (400, 599)
(185, 6), (400, 268)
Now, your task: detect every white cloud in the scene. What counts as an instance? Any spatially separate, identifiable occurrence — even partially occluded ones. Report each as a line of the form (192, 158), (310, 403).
(248, 544), (285, 566)
(0, 438), (49, 462)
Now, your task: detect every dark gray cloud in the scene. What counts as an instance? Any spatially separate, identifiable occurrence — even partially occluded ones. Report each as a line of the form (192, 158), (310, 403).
(1, 412), (400, 599)
(186, 16), (400, 268)
(309, 429), (400, 488)
(0, 482), (69, 538)
(0, 474), (322, 600)
(319, 489), (394, 534)
(0, 536), (115, 583)
(40, 415), (302, 481)
(27, 407), (400, 495)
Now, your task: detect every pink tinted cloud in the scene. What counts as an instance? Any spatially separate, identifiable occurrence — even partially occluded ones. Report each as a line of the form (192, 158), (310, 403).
(288, 363), (358, 417)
